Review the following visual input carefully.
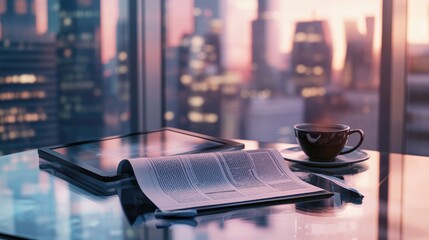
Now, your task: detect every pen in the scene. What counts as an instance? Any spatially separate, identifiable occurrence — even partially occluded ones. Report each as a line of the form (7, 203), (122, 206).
(154, 209), (198, 219)
(311, 173), (364, 199)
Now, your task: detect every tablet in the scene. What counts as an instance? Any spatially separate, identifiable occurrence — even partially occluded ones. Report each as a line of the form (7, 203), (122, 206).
(38, 127), (244, 182)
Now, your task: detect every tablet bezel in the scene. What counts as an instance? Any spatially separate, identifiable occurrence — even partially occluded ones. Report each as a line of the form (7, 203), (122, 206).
(38, 127), (244, 182)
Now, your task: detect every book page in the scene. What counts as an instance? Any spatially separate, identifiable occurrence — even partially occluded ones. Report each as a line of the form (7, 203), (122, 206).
(120, 149), (325, 211)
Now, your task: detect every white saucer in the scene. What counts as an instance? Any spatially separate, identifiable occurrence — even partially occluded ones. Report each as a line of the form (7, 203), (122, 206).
(281, 146), (370, 167)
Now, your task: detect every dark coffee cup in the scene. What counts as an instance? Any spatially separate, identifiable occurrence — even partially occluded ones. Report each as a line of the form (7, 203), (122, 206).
(294, 123), (364, 162)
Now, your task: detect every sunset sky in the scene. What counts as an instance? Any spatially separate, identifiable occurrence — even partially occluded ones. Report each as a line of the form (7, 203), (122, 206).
(168, 0), (382, 71)
(32, 0), (429, 68)
(278, 0), (382, 69)
(408, 0), (429, 43)
(100, 0), (118, 63)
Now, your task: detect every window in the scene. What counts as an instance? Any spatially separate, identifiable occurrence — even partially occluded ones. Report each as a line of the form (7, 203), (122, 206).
(2, 0), (428, 157)
(164, 0), (382, 150)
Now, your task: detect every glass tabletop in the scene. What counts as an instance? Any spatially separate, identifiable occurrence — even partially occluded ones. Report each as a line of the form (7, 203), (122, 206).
(0, 140), (428, 239)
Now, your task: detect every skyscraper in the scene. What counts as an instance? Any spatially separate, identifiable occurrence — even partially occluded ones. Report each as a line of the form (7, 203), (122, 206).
(251, 0), (281, 93)
(0, 0), (37, 38)
(174, 0), (226, 136)
(0, 0), (57, 155)
(103, 0), (130, 136)
(177, 32), (222, 136)
(342, 17), (375, 90)
(194, 0), (219, 35)
(290, 20), (333, 97)
(57, 0), (104, 142)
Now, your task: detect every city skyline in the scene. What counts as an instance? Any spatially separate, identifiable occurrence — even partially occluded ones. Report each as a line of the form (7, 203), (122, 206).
(185, 0), (382, 72)
(165, 0), (381, 147)
(27, 0), (429, 70)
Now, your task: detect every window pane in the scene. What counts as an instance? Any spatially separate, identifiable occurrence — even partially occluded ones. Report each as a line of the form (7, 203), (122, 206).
(406, 0), (429, 156)
(164, 0), (381, 149)
(0, 0), (131, 155)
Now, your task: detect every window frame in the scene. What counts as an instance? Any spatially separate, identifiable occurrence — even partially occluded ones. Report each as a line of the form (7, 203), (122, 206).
(378, 0), (407, 154)
(130, 0), (163, 132)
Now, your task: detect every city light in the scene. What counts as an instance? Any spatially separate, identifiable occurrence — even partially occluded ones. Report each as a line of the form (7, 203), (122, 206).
(188, 96), (205, 107)
(3, 74), (37, 84)
(205, 113), (218, 123)
(118, 51), (127, 61)
(63, 17), (72, 26)
(188, 111), (203, 123)
(164, 111), (175, 121)
(301, 87), (327, 98)
(180, 74), (193, 85)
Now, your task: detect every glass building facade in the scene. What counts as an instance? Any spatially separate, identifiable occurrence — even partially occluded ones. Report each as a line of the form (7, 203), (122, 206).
(0, 0), (58, 154)
(0, 0), (131, 155)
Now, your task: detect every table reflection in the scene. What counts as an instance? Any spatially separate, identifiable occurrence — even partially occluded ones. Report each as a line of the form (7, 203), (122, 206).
(1, 141), (429, 239)
(116, 159), (372, 239)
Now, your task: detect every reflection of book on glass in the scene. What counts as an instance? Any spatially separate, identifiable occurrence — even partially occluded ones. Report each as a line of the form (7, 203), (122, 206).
(117, 149), (329, 211)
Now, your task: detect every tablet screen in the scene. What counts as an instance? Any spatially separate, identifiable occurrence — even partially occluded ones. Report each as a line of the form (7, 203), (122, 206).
(39, 128), (244, 181)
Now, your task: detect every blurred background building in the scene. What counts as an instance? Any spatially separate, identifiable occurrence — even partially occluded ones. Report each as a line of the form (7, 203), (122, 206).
(0, 0), (57, 155)
(56, 0), (104, 143)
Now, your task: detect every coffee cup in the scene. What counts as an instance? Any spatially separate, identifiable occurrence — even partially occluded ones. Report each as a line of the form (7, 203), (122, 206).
(294, 123), (364, 162)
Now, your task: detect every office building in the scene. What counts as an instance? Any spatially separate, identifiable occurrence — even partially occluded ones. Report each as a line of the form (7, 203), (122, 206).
(342, 17), (375, 90)
(0, 0), (57, 155)
(57, 0), (104, 142)
(103, 1), (130, 136)
(290, 20), (333, 97)
(177, 33), (222, 136)
(251, 0), (281, 93)
(175, 0), (226, 136)
(164, 46), (180, 128)
(194, 0), (220, 35)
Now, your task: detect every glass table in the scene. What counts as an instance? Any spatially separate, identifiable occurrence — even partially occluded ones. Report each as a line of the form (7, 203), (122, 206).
(1, 140), (428, 239)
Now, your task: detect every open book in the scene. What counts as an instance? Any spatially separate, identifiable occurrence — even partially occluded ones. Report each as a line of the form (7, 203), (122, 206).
(117, 149), (329, 212)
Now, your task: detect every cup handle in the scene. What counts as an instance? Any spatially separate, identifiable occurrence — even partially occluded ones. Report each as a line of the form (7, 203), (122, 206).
(340, 129), (364, 155)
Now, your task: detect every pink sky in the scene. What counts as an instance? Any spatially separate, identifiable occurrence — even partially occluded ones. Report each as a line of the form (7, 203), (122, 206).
(166, 0), (193, 46)
(408, 0), (429, 43)
(100, 0), (118, 63)
(278, 0), (382, 70)
(164, 0), (383, 72)
(35, 0), (47, 33)
(33, 0), (429, 69)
